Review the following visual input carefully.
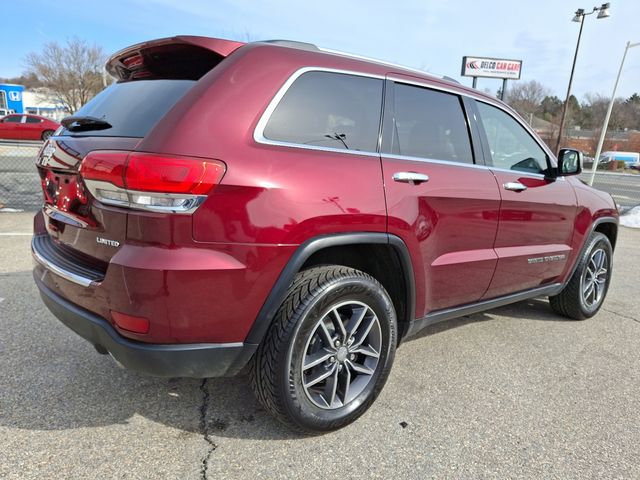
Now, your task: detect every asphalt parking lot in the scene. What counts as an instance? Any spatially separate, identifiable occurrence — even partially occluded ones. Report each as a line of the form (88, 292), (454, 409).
(1, 212), (639, 479)
(581, 172), (640, 208)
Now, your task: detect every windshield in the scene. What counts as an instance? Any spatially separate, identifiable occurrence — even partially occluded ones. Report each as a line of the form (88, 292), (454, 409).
(60, 79), (195, 137)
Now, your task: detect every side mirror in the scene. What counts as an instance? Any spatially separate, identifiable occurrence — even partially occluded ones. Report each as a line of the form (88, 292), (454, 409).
(557, 148), (583, 176)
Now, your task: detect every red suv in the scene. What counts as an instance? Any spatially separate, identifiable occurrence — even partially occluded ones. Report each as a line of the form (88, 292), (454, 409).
(32, 36), (618, 432)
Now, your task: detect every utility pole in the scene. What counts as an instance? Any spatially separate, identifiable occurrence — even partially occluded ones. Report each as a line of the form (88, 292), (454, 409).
(588, 40), (640, 186)
(554, 4), (610, 154)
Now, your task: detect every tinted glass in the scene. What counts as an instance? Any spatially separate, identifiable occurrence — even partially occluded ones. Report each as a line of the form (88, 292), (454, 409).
(476, 101), (548, 174)
(392, 83), (473, 164)
(264, 72), (383, 152)
(4, 115), (22, 123)
(25, 116), (42, 124)
(61, 79), (196, 137)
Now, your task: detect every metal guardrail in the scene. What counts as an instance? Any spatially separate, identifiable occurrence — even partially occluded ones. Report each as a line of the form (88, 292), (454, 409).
(0, 141), (43, 211)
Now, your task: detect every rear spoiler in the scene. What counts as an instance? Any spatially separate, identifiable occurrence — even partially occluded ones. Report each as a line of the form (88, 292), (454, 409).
(106, 36), (245, 81)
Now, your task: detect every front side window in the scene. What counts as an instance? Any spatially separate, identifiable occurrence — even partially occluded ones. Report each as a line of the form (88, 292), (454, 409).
(4, 115), (22, 123)
(263, 71), (383, 152)
(391, 83), (473, 164)
(476, 102), (548, 174)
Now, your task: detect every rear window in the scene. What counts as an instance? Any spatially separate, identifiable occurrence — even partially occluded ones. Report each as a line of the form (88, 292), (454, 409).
(61, 79), (195, 137)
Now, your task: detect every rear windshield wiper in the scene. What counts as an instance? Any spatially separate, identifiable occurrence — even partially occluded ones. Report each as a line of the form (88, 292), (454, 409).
(61, 116), (112, 132)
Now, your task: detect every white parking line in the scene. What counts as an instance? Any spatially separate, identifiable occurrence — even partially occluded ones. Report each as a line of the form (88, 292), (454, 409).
(0, 233), (32, 236)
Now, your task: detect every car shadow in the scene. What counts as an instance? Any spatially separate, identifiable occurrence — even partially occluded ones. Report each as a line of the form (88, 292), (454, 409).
(1, 344), (301, 440)
(0, 273), (302, 441)
(403, 297), (570, 343)
(0, 274), (568, 441)
(487, 297), (570, 322)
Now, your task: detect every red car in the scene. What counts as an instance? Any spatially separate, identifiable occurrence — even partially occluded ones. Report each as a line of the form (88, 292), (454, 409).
(32, 36), (618, 432)
(0, 113), (60, 141)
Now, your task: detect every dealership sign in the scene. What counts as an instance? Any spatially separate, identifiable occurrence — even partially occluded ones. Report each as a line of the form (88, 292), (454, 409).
(461, 56), (522, 80)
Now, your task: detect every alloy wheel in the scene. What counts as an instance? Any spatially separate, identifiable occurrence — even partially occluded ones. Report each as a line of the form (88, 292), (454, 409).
(300, 301), (382, 410)
(581, 247), (608, 310)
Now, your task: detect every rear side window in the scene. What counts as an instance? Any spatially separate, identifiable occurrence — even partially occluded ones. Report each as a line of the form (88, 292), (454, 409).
(25, 116), (42, 124)
(476, 101), (548, 174)
(62, 79), (195, 137)
(263, 71), (383, 152)
(4, 115), (22, 123)
(391, 83), (473, 164)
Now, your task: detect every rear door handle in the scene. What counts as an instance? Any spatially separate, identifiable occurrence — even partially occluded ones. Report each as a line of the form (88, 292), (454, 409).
(503, 181), (527, 192)
(393, 172), (430, 184)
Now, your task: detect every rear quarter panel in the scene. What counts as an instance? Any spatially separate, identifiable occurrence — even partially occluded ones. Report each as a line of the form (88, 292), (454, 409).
(131, 44), (387, 342)
(139, 44), (388, 245)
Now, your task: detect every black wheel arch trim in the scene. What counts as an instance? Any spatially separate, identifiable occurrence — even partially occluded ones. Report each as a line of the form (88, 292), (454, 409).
(565, 216), (618, 283)
(244, 232), (416, 345)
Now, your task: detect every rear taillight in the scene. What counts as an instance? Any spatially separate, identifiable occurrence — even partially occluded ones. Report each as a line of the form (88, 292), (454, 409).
(79, 151), (225, 213)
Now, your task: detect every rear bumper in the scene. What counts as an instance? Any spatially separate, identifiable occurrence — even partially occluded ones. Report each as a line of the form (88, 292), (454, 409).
(34, 273), (257, 378)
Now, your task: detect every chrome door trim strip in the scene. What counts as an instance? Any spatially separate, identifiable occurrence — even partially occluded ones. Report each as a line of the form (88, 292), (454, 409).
(32, 238), (98, 287)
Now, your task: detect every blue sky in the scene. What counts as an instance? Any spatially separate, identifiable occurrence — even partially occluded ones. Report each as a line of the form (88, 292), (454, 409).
(2, 0), (639, 100)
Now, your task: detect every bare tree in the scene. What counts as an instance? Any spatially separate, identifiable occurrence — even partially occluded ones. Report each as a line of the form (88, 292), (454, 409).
(505, 80), (550, 120)
(25, 38), (105, 114)
(581, 93), (630, 131)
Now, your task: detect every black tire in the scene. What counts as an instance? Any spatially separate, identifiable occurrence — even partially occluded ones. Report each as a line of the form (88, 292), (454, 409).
(549, 232), (613, 320)
(250, 265), (397, 433)
(41, 130), (54, 141)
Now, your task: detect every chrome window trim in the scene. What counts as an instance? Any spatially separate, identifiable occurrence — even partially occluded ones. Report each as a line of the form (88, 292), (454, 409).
(254, 66), (557, 169)
(385, 74), (558, 167)
(381, 153), (560, 180)
(387, 81), (477, 166)
(253, 67), (384, 157)
(252, 137), (380, 158)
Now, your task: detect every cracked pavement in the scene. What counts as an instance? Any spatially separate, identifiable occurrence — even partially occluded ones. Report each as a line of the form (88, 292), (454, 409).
(1, 212), (639, 479)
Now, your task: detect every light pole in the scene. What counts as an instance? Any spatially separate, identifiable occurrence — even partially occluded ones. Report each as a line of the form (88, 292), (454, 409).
(554, 4), (611, 154)
(588, 40), (640, 186)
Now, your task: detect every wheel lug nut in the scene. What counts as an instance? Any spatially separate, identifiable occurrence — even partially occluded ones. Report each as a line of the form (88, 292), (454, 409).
(335, 340), (341, 348)
(350, 354), (355, 360)
(338, 364), (343, 372)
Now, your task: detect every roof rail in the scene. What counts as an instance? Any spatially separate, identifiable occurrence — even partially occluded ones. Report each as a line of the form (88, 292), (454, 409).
(260, 40), (319, 51)
(258, 40), (459, 84)
(318, 47), (454, 82)
(442, 76), (461, 84)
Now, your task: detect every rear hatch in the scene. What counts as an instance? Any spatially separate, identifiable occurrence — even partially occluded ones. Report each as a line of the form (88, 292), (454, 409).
(34, 36), (243, 277)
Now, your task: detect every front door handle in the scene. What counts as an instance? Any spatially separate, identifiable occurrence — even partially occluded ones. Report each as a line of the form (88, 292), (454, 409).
(503, 181), (527, 192)
(393, 172), (430, 185)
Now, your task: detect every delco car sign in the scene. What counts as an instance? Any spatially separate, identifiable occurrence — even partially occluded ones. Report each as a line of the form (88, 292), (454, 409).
(461, 56), (522, 80)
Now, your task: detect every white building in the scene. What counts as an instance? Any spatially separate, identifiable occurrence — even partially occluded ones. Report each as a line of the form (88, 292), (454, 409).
(22, 89), (69, 120)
